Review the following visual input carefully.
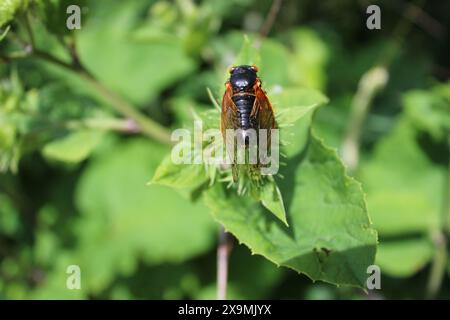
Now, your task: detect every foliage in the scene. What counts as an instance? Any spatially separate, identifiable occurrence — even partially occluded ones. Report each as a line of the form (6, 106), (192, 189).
(0, 0), (449, 299)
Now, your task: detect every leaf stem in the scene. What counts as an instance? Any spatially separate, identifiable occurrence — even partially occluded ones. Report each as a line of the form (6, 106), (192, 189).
(217, 226), (233, 300)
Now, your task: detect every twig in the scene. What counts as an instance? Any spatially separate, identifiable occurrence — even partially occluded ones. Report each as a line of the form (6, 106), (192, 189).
(217, 226), (233, 300)
(401, 2), (446, 40)
(259, 0), (283, 39)
(76, 69), (172, 143)
(8, 21), (172, 144)
(254, 0), (283, 49)
(64, 117), (140, 133)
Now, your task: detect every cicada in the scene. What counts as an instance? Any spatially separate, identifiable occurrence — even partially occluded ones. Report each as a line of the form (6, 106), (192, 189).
(221, 65), (276, 181)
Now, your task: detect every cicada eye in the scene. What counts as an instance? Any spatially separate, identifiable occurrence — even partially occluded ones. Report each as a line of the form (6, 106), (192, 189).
(229, 66), (237, 74)
(250, 65), (259, 72)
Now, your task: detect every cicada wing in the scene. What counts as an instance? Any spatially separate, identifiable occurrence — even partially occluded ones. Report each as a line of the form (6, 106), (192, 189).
(251, 85), (276, 130)
(221, 82), (240, 181)
(249, 84), (276, 169)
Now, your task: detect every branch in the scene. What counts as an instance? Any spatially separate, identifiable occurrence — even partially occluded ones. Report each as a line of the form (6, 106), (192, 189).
(254, 0), (283, 49)
(259, 0), (283, 39)
(64, 117), (140, 133)
(6, 21), (172, 145)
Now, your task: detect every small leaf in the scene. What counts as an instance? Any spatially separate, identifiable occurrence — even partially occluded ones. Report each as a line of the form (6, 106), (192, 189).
(234, 34), (260, 67)
(403, 86), (450, 141)
(258, 178), (288, 226)
(42, 130), (104, 163)
(151, 156), (209, 189)
(287, 28), (330, 90)
(271, 87), (329, 157)
(277, 105), (321, 127)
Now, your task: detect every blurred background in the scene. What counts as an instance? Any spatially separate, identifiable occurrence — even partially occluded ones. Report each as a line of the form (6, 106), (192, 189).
(0, 0), (449, 299)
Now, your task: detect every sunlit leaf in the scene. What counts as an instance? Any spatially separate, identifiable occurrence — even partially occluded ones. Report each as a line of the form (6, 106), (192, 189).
(205, 134), (377, 288)
(42, 130), (104, 163)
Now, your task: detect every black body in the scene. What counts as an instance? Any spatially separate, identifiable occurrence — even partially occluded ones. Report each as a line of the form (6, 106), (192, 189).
(229, 65), (258, 130)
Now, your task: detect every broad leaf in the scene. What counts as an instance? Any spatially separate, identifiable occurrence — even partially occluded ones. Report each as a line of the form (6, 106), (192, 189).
(69, 139), (216, 293)
(360, 119), (444, 235)
(204, 133), (377, 288)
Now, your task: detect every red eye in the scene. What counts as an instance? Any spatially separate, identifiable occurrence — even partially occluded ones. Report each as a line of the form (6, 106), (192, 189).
(250, 65), (259, 72)
(229, 66), (236, 74)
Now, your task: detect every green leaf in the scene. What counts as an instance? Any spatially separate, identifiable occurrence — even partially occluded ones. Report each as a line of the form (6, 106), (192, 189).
(258, 178), (288, 226)
(76, 0), (196, 105)
(0, 0), (28, 28)
(0, 193), (21, 236)
(271, 87), (329, 112)
(223, 33), (291, 88)
(271, 87), (329, 157)
(42, 130), (104, 163)
(73, 139), (216, 293)
(376, 238), (434, 277)
(151, 156), (209, 189)
(403, 85), (450, 141)
(287, 28), (330, 90)
(204, 133), (377, 288)
(360, 119), (444, 235)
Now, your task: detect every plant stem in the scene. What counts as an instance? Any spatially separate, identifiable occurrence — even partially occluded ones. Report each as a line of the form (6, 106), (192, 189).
(65, 117), (140, 133)
(426, 230), (447, 299)
(342, 1), (425, 173)
(342, 66), (388, 172)
(259, 0), (283, 39)
(217, 226), (233, 300)
(16, 20), (172, 145)
(76, 69), (172, 144)
(254, 0), (283, 49)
